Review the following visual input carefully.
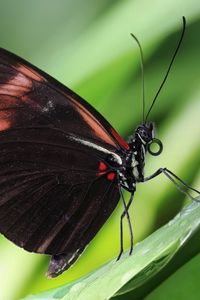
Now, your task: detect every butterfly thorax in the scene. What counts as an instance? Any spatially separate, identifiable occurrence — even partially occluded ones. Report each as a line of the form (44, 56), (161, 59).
(129, 136), (146, 182)
(117, 123), (156, 192)
(118, 142), (145, 192)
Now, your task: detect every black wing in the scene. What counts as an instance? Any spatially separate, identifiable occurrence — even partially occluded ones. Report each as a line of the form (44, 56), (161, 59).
(0, 48), (123, 272)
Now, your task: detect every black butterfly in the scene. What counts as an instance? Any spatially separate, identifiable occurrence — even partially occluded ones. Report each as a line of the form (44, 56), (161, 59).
(0, 17), (199, 278)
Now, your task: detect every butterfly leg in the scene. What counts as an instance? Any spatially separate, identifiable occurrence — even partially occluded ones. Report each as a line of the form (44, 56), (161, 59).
(117, 188), (135, 260)
(143, 167), (200, 202)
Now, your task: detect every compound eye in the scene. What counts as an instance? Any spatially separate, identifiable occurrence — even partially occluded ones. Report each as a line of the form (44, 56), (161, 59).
(139, 127), (152, 143)
(147, 138), (163, 156)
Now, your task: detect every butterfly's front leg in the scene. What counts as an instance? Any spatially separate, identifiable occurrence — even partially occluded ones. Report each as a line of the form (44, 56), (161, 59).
(143, 167), (200, 202)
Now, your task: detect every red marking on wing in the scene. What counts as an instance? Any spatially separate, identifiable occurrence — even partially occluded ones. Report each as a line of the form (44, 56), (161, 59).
(16, 64), (45, 82)
(0, 119), (11, 131)
(98, 161), (107, 171)
(107, 172), (116, 181)
(97, 171), (106, 176)
(0, 84), (29, 97)
(8, 72), (32, 87)
(64, 91), (117, 148)
(75, 103), (117, 147)
(0, 73), (32, 97)
(0, 107), (13, 131)
(110, 128), (130, 150)
(0, 95), (21, 109)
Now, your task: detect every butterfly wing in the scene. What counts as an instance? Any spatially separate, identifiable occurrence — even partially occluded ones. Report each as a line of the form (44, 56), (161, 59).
(0, 48), (124, 270)
(0, 48), (130, 151)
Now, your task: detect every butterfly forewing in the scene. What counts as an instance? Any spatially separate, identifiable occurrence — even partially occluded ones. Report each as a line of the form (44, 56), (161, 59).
(0, 48), (129, 150)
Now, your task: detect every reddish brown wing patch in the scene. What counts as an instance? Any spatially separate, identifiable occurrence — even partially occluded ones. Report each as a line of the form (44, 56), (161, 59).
(0, 119), (11, 131)
(0, 74), (32, 97)
(0, 48), (45, 83)
(110, 128), (130, 150)
(16, 64), (45, 82)
(70, 98), (117, 148)
(0, 48), (128, 151)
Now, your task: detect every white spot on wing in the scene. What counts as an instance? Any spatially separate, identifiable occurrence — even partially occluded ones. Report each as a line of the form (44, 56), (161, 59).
(42, 99), (55, 113)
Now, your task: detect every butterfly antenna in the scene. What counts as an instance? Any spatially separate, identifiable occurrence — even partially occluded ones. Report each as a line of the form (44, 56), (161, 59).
(145, 16), (186, 123)
(130, 33), (145, 123)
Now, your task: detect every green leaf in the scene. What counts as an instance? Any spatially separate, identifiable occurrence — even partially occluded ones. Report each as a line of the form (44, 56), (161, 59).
(23, 199), (200, 300)
(144, 253), (200, 300)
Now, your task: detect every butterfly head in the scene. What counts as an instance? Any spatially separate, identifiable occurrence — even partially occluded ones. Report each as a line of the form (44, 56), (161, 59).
(135, 122), (163, 156)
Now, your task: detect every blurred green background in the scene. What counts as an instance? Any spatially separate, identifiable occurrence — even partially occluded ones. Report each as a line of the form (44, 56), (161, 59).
(0, 0), (200, 299)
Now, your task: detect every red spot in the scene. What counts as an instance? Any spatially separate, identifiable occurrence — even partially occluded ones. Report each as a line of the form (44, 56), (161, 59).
(99, 161), (107, 171)
(111, 128), (130, 150)
(107, 172), (115, 181)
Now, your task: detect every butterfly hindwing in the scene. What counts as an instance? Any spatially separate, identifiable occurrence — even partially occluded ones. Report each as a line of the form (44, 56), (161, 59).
(0, 170), (119, 256)
(47, 177), (119, 277)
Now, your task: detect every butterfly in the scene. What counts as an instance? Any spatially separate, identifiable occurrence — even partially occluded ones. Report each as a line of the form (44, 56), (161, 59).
(0, 17), (199, 278)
